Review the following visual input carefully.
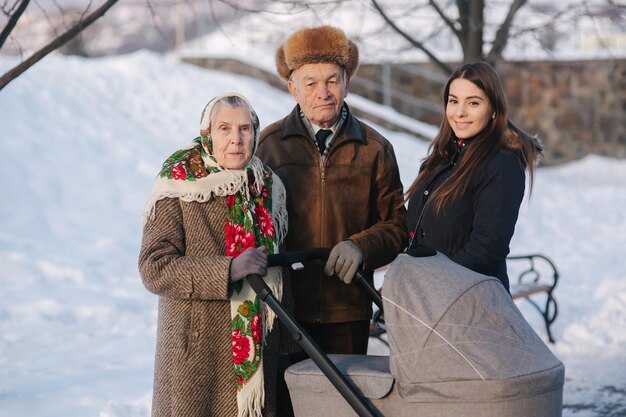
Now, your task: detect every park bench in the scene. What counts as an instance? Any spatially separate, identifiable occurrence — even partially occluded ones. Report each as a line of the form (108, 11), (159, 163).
(370, 253), (560, 344)
(507, 254), (560, 343)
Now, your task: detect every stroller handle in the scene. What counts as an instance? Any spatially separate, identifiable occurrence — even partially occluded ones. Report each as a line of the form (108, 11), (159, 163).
(268, 247), (384, 312)
(354, 271), (384, 312)
(267, 247), (331, 267)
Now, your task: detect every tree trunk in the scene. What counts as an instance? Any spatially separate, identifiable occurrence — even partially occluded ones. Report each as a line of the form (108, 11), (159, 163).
(0, 0), (119, 91)
(457, 0), (484, 63)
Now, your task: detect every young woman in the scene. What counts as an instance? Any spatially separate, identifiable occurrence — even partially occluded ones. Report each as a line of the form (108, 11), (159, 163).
(405, 62), (542, 291)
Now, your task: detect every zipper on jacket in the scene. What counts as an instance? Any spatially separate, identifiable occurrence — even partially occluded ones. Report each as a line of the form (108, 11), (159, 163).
(317, 153), (326, 323)
(409, 156), (458, 248)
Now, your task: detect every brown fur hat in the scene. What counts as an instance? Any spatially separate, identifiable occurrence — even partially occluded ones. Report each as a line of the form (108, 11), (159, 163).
(276, 25), (359, 81)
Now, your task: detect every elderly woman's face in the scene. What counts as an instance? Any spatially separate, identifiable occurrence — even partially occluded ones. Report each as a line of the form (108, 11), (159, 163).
(210, 105), (255, 169)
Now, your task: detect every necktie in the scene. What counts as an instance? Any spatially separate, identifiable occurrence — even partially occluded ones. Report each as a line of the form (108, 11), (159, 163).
(315, 129), (332, 154)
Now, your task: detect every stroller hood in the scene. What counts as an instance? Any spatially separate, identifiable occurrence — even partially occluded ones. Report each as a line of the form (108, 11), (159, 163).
(383, 252), (564, 402)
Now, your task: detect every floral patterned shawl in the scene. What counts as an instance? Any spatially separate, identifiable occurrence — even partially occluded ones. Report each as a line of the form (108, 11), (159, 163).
(142, 93), (287, 417)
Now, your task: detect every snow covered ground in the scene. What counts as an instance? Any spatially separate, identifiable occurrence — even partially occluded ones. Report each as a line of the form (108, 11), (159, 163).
(0, 52), (625, 417)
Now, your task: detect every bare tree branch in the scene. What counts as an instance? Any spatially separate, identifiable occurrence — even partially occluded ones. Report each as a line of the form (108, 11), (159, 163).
(510, 3), (578, 37)
(0, 0), (29, 50)
(33, 0), (63, 38)
(215, 0), (340, 15)
(0, 0), (119, 91)
(580, 0), (622, 58)
(487, 0), (527, 63)
(2, 0), (25, 16)
(428, 0), (459, 38)
(143, 0), (169, 43)
(77, 0), (95, 21)
(51, 0), (71, 28)
(370, 0), (453, 74)
(209, 0), (242, 45)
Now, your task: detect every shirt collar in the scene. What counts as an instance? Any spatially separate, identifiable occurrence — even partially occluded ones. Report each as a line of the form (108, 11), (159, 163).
(300, 106), (346, 141)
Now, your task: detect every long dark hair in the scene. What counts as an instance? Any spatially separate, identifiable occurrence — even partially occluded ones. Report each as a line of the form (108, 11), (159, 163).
(405, 62), (542, 214)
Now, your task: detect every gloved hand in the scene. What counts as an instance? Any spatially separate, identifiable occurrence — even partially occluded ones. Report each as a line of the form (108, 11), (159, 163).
(230, 246), (268, 282)
(324, 240), (363, 284)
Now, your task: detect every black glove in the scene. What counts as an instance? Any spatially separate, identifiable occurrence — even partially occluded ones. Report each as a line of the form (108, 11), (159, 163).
(230, 246), (268, 282)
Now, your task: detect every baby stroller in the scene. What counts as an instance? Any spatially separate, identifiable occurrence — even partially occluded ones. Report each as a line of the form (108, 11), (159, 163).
(249, 248), (565, 417)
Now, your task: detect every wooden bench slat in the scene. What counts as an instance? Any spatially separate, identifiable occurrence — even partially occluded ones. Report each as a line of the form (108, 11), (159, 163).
(511, 283), (552, 299)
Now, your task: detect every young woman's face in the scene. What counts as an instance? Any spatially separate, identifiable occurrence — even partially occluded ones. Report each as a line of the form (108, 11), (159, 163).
(446, 78), (494, 140)
(210, 105), (254, 169)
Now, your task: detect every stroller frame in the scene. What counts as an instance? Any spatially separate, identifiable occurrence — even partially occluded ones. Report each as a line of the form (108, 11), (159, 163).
(247, 248), (380, 417)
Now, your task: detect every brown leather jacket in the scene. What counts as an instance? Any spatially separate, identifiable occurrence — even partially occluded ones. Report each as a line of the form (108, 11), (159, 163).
(257, 104), (407, 324)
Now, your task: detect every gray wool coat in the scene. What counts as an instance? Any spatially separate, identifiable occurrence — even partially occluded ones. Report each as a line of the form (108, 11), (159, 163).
(139, 197), (289, 417)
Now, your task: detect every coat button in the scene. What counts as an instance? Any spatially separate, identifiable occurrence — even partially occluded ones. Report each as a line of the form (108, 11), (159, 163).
(424, 190), (429, 196)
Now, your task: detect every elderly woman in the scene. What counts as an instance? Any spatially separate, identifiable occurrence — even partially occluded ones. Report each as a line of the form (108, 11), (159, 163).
(139, 93), (289, 417)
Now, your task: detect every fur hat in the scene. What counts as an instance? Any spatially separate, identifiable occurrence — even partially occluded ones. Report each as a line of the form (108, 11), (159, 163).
(275, 25), (359, 81)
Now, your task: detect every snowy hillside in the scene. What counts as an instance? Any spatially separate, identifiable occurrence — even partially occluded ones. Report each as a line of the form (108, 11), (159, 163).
(0, 51), (625, 417)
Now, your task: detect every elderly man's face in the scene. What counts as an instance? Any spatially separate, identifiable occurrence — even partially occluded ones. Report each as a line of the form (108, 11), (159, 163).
(288, 63), (348, 128)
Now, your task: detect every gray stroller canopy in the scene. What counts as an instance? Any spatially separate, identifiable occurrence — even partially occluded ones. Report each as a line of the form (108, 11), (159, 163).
(384, 252), (564, 403)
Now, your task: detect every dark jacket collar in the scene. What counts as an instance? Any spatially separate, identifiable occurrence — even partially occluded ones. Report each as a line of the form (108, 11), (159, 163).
(280, 103), (366, 146)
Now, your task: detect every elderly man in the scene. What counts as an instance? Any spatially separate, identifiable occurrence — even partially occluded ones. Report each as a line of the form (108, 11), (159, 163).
(257, 25), (407, 357)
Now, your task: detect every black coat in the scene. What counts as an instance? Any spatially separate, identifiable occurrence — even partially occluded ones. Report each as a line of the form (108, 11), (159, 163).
(407, 142), (526, 291)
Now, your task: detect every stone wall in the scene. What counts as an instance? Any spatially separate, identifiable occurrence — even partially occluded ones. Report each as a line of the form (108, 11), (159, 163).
(355, 60), (626, 165)
(500, 60), (625, 164)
